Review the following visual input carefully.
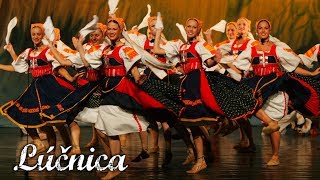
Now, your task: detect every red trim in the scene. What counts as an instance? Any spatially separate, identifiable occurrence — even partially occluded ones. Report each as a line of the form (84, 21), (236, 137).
(199, 70), (224, 115)
(179, 41), (202, 73)
(144, 39), (166, 63)
(132, 113), (142, 132)
(102, 45), (127, 77)
(283, 92), (287, 116)
(231, 39), (250, 54)
(289, 75), (319, 116)
(77, 78), (89, 86)
(103, 66), (126, 77)
(87, 69), (100, 82)
(114, 78), (166, 110)
(55, 76), (75, 91)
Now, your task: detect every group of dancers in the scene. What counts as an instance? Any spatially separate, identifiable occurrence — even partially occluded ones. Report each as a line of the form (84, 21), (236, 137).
(0, 6), (320, 180)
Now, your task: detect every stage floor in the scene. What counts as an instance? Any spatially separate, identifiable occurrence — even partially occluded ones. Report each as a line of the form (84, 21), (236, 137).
(0, 126), (319, 179)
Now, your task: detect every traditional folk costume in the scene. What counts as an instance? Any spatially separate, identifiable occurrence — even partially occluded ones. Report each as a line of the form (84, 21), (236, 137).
(141, 38), (260, 126)
(234, 44), (320, 120)
(95, 45), (152, 136)
(0, 46), (72, 128)
(299, 44), (320, 69)
(42, 25), (108, 124)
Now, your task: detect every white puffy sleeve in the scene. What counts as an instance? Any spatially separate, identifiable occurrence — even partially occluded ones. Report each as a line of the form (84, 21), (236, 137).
(299, 44), (320, 69)
(119, 46), (141, 72)
(162, 39), (183, 58)
(68, 43), (106, 69)
(218, 40), (233, 56)
(128, 33), (147, 48)
(276, 47), (300, 72)
(219, 39), (257, 64)
(233, 47), (252, 72)
(195, 41), (215, 64)
(11, 48), (31, 73)
(45, 49), (62, 70)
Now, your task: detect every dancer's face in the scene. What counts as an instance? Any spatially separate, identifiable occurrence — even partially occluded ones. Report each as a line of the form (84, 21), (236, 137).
(256, 21), (271, 40)
(106, 21), (121, 41)
(237, 18), (250, 37)
(31, 27), (44, 46)
(149, 19), (157, 37)
(90, 29), (104, 45)
(185, 19), (199, 39)
(226, 24), (236, 40)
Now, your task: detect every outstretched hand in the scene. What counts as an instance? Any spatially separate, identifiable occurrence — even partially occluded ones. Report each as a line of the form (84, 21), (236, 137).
(72, 72), (85, 82)
(204, 29), (212, 36)
(311, 67), (320, 76)
(214, 49), (222, 63)
(4, 43), (13, 52)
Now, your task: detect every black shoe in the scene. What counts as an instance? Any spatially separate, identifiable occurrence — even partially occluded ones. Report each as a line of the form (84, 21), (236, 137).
(171, 133), (182, 140)
(131, 150), (150, 162)
(162, 151), (173, 167)
(237, 144), (256, 153)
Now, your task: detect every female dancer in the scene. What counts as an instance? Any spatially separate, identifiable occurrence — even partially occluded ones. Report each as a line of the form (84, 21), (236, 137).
(128, 16), (195, 166)
(151, 17), (279, 173)
(0, 24), (74, 152)
(46, 23), (108, 155)
(204, 21), (237, 48)
(227, 19), (320, 165)
(95, 17), (167, 179)
(213, 18), (258, 152)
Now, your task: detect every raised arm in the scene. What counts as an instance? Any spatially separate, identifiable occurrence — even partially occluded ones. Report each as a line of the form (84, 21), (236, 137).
(73, 36), (90, 67)
(204, 29), (213, 46)
(47, 40), (73, 66)
(5, 43), (18, 60)
(152, 29), (166, 55)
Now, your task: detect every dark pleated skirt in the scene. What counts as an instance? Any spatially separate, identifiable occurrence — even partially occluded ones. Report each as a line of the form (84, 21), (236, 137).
(0, 75), (72, 128)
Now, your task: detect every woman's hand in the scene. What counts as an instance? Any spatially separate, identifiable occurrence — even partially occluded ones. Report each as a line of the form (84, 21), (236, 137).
(311, 67), (320, 76)
(213, 49), (222, 63)
(5, 43), (13, 52)
(72, 72), (85, 82)
(135, 74), (147, 85)
(204, 29), (212, 38)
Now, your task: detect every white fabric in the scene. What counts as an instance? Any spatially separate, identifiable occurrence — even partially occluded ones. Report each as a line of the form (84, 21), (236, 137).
(68, 42), (107, 69)
(55, 40), (77, 57)
(108, 0), (119, 15)
(118, 45), (141, 72)
(277, 110), (297, 133)
(12, 48), (60, 73)
(155, 12), (164, 30)
(79, 15), (99, 38)
(233, 46), (300, 73)
(95, 105), (149, 136)
(269, 35), (291, 49)
(176, 23), (187, 43)
(262, 91), (289, 121)
(129, 34), (180, 66)
(219, 39), (257, 64)
(123, 31), (175, 78)
(299, 44), (320, 69)
(137, 4), (152, 30)
(43, 16), (55, 42)
(232, 47), (252, 71)
(209, 20), (227, 33)
(5, 17), (17, 45)
(127, 33), (147, 48)
(75, 107), (98, 124)
(163, 40), (214, 64)
(276, 46), (301, 72)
